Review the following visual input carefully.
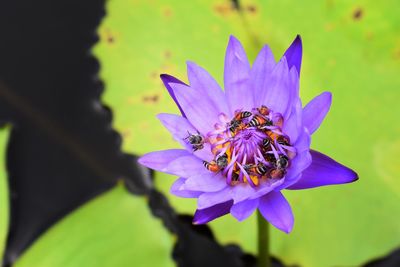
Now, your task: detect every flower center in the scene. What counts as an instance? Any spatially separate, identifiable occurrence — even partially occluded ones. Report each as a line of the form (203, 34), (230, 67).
(186, 105), (296, 187)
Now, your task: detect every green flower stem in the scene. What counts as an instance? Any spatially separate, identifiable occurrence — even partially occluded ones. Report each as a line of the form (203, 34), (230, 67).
(257, 210), (270, 267)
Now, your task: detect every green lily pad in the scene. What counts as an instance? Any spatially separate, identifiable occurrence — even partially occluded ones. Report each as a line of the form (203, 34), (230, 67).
(94, 0), (400, 266)
(13, 184), (174, 267)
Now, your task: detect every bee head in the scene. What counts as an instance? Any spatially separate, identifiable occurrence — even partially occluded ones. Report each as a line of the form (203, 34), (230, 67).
(277, 155), (289, 169)
(262, 138), (271, 148)
(243, 111), (252, 118)
(277, 135), (290, 146)
(216, 153), (228, 168)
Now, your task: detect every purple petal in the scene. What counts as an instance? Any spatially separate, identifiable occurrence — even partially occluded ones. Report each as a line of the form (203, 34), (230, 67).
(157, 113), (214, 161)
(288, 150), (358, 190)
(230, 183), (257, 203)
(248, 177), (285, 200)
(160, 74), (187, 117)
(197, 186), (232, 209)
(302, 92), (332, 134)
(282, 35), (302, 74)
(165, 155), (209, 177)
(187, 61), (230, 115)
(260, 58), (294, 120)
(224, 35), (253, 112)
(193, 200), (233, 224)
(229, 175), (285, 203)
(171, 178), (202, 198)
(252, 45), (276, 107)
(275, 128), (312, 190)
(157, 113), (195, 149)
(138, 149), (191, 173)
(279, 150), (312, 190)
(230, 198), (259, 221)
(139, 150), (209, 178)
(282, 98), (302, 143)
(183, 173), (227, 192)
(259, 191), (294, 233)
(294, 127), (311, 153)
(170, 82), (220, 135)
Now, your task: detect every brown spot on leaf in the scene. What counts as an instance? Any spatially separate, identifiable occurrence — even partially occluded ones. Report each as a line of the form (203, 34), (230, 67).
(107, 35), (115, 43)
(150, 71), (158, 80)
(352, 7), (363, 21)
(163, 7), (173, 17)
(103, 28), (116, 44)
(142, 94), (160, 103)
(246, 4), (257, 14)
(164, 50), (172, 59)
(214, 3), (234, 16)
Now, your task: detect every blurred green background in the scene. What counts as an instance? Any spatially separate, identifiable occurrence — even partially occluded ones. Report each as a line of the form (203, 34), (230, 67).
(1, 0), (400, 266)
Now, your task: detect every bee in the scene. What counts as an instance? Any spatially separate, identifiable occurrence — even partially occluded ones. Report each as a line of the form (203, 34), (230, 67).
(203, 153), (228, 172)
(263, 153), (276, 164)
(268, 155), (289, 179)
(276, 155), (289, 169)
(234, 111), (252, 121)
(257, 105), (270, 116)
(244, 163), (269, 176)
(248, 114), (272, 128)
(228, 111), (252, 135)
(276, 135), (290, 147)
(203, 161), (219, 172)
(273, 113), (284, 128)
(231, 172), (239, 182)
(262, 137), (272, 150)
(228, 120), (242, 134)
(184, 131), (204, 151)
(216, 153), (228, 168)
(269, 168), (285, 179)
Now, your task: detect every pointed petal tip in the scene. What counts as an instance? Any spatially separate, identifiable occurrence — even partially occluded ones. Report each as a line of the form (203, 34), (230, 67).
(231, 211), (247, 222)
(283, 34), (303, 73)
(137, 154), (160, 171)
(283, 226), (293, 234)
(194, 200), (233, 224)
(261, 214), (293, 234)
(227, 35), (245, 53)
(186, 61), (200, 78)
(228, 34), (239, 43)
(137, 153), (159, 170)
(259, 44), (274, 56)
(155, 113), (164, 120)
(347, 168), (359, 183)
(288, 150), (359, 190)
(137, 154), (148, 166)
(291, 34), (302, 49)
(160, 73), (178, 83)
(322, 91), (333, 100)
(318, 91), (333, 109)
(160, 73), (186, 87)
(186, 60), (196, 68)
(275, 217), (294, 234)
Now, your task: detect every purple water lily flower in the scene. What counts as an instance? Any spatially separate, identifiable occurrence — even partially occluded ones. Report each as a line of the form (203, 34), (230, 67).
(139, 35), (358, 233)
